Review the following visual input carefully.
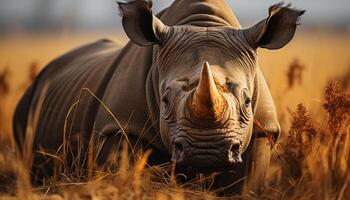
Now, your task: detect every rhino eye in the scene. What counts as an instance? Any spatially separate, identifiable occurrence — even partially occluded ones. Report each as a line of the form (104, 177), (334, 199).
(242, 89), (252, 108)
(245, 98), (252, 108)
(161, 96), (169, 106)
(161, 89), (171, 108)
(240, 89), (252, 125)
(161, 91), (174, 120)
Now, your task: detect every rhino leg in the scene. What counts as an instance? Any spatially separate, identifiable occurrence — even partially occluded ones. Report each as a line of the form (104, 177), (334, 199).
(243, 67), (281, 194)
(243, 134), (272, 194)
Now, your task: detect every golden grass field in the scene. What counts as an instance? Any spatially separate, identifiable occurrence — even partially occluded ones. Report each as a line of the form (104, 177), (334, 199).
(0, 30), (349, 199)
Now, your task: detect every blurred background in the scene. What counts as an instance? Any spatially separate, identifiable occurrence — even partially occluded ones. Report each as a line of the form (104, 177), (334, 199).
(1, 0), (350, 32)
(0, 0), (350, 135)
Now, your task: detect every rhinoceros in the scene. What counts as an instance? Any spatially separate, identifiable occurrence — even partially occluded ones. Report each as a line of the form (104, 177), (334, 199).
(13, 0), (304, 193)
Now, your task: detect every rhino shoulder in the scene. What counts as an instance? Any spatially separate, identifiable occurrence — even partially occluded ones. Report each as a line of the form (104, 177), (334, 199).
(253, 67), (281, 143)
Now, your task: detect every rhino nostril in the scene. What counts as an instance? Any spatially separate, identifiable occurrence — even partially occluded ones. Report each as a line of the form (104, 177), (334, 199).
(172, 141), (185, 162)
(175, 141), (184, 155)
(230, 143), (240, 152)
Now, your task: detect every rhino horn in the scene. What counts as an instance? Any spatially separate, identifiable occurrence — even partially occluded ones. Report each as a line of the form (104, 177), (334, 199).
(190, 62), (227, 120)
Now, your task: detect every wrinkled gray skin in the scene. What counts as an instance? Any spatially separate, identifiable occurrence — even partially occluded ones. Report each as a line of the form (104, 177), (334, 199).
(13, 0), (303, 194)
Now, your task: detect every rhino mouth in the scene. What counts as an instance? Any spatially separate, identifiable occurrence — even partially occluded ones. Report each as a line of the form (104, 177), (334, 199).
(170, 132), (243, 172)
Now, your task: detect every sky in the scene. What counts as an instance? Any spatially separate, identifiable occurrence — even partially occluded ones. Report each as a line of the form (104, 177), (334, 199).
(0, 0), (349, 32)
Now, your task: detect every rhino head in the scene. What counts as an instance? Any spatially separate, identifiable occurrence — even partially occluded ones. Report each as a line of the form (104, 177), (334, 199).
(119, 1), (303, 171)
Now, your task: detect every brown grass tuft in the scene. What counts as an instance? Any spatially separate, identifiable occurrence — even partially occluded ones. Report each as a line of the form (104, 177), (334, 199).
(283, 103), (317, 179)
(277, 81), (350, 199)
(323, 81), (350, 137)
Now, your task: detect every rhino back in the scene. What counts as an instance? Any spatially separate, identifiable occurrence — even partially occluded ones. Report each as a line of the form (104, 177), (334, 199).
(160, 0), (241, 27)
(14, 39), (121, 152)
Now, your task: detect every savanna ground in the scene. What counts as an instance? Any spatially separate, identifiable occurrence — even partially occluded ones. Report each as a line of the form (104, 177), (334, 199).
(0, 29), (349, 199)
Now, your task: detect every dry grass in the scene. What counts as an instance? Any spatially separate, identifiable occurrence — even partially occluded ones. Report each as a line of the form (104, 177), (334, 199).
(0, 31), (349, 199)
(277, 83), (350, 199)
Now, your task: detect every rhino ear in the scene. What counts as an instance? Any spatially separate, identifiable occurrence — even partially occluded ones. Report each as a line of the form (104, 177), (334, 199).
(118, 0), (169, 46)
(244, 3), (305, 50)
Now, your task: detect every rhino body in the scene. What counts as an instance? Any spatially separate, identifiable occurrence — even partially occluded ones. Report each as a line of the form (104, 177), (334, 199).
(13, 0), (303, 193)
